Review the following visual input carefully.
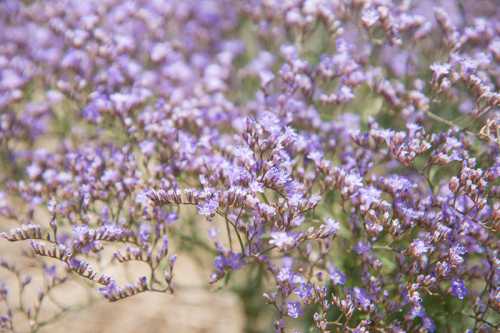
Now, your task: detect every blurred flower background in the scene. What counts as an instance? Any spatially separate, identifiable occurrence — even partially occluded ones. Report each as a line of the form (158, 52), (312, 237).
(0, 0), (499, 332)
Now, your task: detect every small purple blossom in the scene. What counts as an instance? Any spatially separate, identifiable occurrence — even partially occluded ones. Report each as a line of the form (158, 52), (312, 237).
(324, 218), (340, 237)
(327, 264), (346, 286)
(287, 302), (303, 319)
(450, 279), (467, 300)
(269, 232), (297, 250)
(197, 197), (219, 216)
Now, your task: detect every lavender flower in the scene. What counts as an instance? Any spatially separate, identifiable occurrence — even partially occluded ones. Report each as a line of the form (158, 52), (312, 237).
(450, 279), (468, 300)
(0, 0), (499, 331)
(269, 232), (297, 250)
(287, 302), (303, 319)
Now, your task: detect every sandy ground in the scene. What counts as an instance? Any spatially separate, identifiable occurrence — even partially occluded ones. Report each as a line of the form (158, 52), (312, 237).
(39, 285), (244, 333)
(0, 240), (244, 333)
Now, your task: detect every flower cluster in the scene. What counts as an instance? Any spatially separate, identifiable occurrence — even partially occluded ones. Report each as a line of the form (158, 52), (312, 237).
(0, 0), (499, 332)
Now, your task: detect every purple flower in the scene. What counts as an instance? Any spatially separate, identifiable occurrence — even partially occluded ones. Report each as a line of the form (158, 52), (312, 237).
(324, 218), (340, 237)
(294, 282), (314, 300)
(98, 281), (119, 299)
(410, 239), (430, 257)
(197, 197), (219, 216)
(214, 252), (243, 273)
(287, 302), (303, 319)
(353, 288), (372, 311)
(422, 316), (436, 332)
(430, 63), (451, 81)
(327, 264), (346, 286)
(0, 0), (497, 330)
(138, 223), (151, 244)
(269, 232), (296, 250)
(450, 279), (467, 300)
